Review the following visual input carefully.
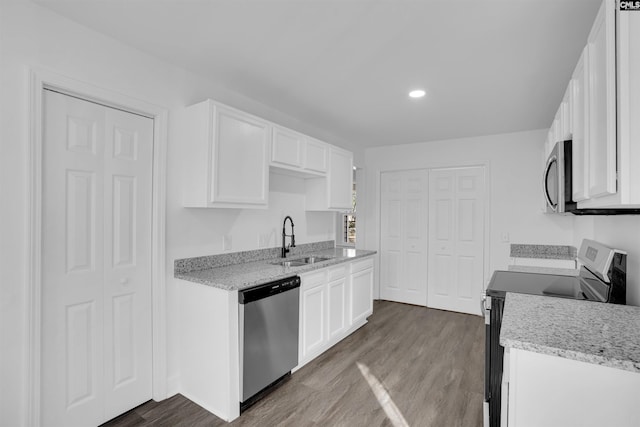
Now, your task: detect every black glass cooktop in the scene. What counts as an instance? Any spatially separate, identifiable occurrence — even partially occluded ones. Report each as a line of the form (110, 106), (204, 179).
(486, 270), (595, 300)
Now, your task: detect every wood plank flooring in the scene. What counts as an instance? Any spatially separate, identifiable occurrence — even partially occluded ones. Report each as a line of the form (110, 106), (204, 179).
(102, 300), (484, 427)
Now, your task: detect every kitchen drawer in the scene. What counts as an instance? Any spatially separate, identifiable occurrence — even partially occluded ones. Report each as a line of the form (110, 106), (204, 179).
(327, 264), (347, 282)
(350, 257), (374, 274)
(300, 269), (326, 290)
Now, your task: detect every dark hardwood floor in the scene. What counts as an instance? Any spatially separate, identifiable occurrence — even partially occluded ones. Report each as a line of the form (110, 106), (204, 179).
(103, 300), (484, 427)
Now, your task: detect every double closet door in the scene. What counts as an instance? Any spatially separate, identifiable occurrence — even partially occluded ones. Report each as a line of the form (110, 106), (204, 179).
(41, 90), (153, 426)
(379, 167), (485, 315)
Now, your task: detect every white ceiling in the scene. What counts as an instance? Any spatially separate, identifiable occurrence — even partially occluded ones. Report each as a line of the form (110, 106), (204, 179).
(34, 0), (601, 150)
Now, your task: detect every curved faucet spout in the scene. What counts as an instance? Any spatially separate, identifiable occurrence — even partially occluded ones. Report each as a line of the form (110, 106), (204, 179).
(282, 216), (296, 258)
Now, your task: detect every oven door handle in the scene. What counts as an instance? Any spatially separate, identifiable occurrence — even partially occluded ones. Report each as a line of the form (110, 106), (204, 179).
(481, 290), (491, 325)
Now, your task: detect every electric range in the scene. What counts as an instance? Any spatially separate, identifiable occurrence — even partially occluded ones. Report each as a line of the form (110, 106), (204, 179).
(482, 239), (627, 427)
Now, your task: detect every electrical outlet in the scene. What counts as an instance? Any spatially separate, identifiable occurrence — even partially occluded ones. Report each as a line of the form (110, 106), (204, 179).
(501, 232), (510, 243)
(223, 234), (232, 251)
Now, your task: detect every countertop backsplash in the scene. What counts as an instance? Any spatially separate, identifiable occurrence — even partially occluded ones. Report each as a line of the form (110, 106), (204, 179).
(509, 244), (577, 260)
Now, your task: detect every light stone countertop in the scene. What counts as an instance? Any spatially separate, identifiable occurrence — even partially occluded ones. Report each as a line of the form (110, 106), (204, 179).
(500, 293), (640, 373)
(175, 247), (376, 291)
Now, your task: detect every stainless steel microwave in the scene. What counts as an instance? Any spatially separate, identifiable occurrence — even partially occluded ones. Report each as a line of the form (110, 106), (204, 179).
(543, 140), (576, 213)
(544, 140), (640, 215)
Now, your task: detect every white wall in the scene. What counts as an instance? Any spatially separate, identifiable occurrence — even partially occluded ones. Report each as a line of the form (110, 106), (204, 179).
(362, 129), (576, 298)
(0, 2), (335, 425)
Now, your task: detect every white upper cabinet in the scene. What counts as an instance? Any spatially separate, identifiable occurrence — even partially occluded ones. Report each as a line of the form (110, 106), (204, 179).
(304, 138), (328, 174)
(548, 0), (640, 210)
(571, 48), (589, 202)
(181, 99), (354, 210)
(306, 146), (354, 211)
(328, 147), (354, 209)
(270, 127), (328, 177)
(585, 0), (616, 199)
(559, 87), (571, 141)
(182, 100), (270, 208)
(271, 125), (304, 169)
(577, 0), (640, 208)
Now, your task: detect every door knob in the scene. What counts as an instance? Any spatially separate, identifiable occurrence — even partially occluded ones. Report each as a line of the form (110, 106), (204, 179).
(120, 277), (130, 285)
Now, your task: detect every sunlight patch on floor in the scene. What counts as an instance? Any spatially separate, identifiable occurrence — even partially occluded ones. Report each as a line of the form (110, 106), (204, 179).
(357, 362), (409, 427)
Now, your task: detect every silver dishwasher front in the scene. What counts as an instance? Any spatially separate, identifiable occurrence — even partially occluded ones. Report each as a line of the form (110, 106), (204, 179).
(238, 275), (300, 412)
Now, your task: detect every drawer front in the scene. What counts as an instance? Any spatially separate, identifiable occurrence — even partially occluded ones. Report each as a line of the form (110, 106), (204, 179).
(300, 269), (326, 290)
(351, 257), (374, 274)
(327, 264), (348, 282)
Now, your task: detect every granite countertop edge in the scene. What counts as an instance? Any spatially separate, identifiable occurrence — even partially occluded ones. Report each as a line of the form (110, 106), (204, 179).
(175, 248), (377, 291)
(500, 293), (640, 374)
(501, 337), (640, 372)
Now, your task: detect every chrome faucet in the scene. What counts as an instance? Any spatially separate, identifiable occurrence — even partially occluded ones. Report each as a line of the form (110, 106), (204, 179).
(281, 216), (296, 258)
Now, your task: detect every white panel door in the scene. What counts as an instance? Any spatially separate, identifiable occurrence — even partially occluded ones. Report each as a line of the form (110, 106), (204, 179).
(428, 167), (485, 315)
(380, 170), (428, 306)
(42, 90), (153, 426)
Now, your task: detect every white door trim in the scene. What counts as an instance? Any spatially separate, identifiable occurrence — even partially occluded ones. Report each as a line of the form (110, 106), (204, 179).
(26, 68), (168, 426)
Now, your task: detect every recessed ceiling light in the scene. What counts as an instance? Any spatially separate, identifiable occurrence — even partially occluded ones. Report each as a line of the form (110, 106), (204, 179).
(409, 89), (426, 98)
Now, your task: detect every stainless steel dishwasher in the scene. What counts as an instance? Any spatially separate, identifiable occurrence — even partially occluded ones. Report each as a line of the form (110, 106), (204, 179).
(239, 275), (300, 412)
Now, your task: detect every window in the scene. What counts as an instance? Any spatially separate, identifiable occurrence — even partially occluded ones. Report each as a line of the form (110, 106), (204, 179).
(343, 213), (356, 244)
(339, 169), (357, 246)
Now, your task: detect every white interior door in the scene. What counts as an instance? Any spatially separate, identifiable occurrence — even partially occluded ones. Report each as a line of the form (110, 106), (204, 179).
(379, 170), (428, 306)
(42, 90), (153, 426)
(427, 167), (485, 315)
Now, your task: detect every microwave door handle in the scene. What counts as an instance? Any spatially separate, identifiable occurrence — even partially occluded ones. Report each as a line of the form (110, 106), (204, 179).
(543, 155), (558, 212)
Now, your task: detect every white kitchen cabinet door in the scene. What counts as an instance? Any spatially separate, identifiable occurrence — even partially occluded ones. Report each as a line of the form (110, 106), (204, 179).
(427, 167), (485, 316)
(328, 146), (353, 209)
(182, 100), (270, 208)
(304, 138), (328, 173)
(506, 348), (640, 427)
(42, 90), (153, 426)
(299, 270), (327, 363)
(350, 258), (374, 326)
(571, 48), (590, 202)
(552, 110), (561, 144)
(305, 145), (353, 211)
(578, 5), (640, 209)
(271, 125), (304, 169)
(559, 87), (571, 141)
(326, 265), (348, 343)
(586, 0), (616, 199)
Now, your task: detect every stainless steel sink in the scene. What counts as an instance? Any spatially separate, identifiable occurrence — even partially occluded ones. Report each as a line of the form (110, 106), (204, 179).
(301, 256), (331, 264)
(271, 256), (332, 267)
(273, 260), (307, 267)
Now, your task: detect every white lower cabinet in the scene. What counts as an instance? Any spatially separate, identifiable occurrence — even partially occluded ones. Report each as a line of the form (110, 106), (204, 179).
(504, 348), (640, 427)
(297, 256), (374, 369)
(300, 269), (327, 362)
(350, 257), (374, 325)
(327, 265), (349, 343)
